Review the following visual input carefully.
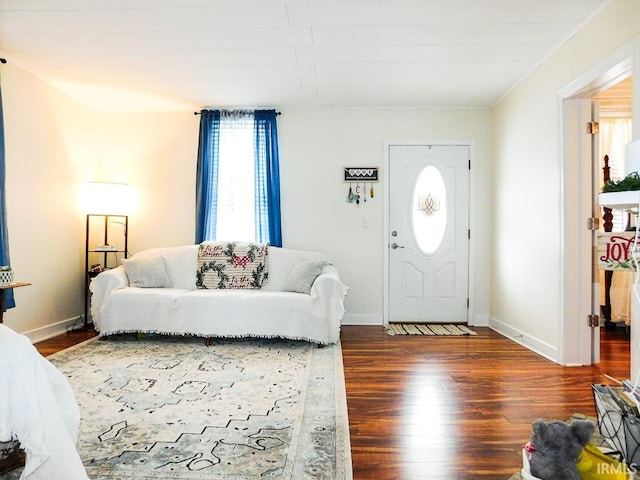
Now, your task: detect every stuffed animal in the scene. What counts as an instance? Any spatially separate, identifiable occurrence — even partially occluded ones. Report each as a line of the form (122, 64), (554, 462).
(528, 418), (595, 480)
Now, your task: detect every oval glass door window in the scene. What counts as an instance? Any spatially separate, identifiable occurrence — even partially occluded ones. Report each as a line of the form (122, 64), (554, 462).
(412, 165), (447, 254)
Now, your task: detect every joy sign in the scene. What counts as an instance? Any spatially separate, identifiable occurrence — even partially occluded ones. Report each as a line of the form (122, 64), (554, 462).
(597, 232), (638, 271)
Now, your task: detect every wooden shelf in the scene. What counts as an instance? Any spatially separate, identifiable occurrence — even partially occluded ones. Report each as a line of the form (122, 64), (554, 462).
(84, 214), (128, 329)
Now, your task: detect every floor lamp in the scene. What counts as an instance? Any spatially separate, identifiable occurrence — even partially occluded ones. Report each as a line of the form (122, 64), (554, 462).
(79, 182), (137, 330)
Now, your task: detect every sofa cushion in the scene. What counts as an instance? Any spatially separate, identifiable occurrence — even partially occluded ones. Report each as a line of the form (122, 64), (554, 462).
(129, 245), (199, 290)
(160, 245), (199, 290)
(282, 259), (330, 294)
(263, 247), (329, 292)
(196, 241), (269, 289)
(121, 255), (170, 288)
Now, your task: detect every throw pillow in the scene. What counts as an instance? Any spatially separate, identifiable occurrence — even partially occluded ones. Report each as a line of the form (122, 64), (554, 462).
(196, 241), (269, 289)
(121, 256), (170, 288)
(261, 247), (329, 292)
(282, 260), (329, 294)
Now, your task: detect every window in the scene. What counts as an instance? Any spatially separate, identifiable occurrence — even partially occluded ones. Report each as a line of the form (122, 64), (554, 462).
(216, 111), (255, 241)
(412, 165), (446, 254)
(196, 109), (282, 247)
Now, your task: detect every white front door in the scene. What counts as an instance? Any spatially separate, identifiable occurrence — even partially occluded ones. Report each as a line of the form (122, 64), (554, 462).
(388, 144), (470, 324)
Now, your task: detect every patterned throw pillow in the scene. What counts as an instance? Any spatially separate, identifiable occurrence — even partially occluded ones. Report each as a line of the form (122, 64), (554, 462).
(196, 241), (269, 289)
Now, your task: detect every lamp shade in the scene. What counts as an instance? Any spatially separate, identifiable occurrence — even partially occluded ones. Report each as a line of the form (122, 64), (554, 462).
(625, 140), (640, 177)
(79, 182), (137, 215)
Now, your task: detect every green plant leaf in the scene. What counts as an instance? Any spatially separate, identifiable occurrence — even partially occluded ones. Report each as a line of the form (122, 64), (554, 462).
(602, 172), (640, 192)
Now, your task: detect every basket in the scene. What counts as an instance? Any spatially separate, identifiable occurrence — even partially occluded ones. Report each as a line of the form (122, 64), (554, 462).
(592, 384), (640, 468)
(0, 270), (13, 285)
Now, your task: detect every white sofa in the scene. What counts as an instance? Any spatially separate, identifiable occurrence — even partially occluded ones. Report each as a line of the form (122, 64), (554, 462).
(90, 244), (349, 345)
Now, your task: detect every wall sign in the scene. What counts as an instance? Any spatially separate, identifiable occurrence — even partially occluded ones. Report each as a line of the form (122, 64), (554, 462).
(344, 167), (378, 182)
(597, 232), (638, 271)
(344, 167), (379, 205)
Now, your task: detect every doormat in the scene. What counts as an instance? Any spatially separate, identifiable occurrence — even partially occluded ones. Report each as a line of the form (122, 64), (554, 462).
(385, 323), (477, 336)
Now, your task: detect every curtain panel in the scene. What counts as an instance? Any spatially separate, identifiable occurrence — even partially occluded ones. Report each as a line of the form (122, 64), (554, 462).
(0, 75), (15, 310)
(195, 109), (220, 243)
(254, 109), (282, 247)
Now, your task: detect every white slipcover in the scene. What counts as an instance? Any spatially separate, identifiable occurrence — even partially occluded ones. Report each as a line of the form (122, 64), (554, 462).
(90, 245), (348, 345)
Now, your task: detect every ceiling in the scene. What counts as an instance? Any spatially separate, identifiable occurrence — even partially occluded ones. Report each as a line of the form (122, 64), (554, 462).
(0, 0), (611, 112)
(593, 76), (633, 116)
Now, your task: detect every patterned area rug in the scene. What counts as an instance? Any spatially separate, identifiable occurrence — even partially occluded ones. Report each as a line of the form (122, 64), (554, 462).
(9, 336), (351, 479)
(385, 323), (477, 336)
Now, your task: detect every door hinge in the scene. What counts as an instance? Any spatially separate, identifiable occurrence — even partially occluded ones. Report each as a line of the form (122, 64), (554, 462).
(468, 159), (471, 170)
(587, 217), (600, 230)
(587, 314), (600, 327)
(586, 121), (600, 135)
(468, 229), (471, 239)
(467, 298), (470, 308)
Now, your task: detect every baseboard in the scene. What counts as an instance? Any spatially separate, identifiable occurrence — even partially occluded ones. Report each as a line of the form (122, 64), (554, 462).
(343, 313), (488, 327)
(21, 317), (86, 344)
(470, 313), (489, 327)
(342, 313), (383, 325)
(489, 316), (559, 364)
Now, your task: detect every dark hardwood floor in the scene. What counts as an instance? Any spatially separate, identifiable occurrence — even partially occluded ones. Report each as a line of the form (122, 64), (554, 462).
(341, 325), (630, 480)
(34, 329), (96, 356)
(35, 324), (631, 480)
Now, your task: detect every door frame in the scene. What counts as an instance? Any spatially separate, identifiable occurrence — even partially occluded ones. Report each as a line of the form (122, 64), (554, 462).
(384, 140), (476, 326)
(558, 38), (640, 369)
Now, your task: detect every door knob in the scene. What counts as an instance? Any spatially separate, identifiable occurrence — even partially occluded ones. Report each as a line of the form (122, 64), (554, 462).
(391, 242), (404, 249)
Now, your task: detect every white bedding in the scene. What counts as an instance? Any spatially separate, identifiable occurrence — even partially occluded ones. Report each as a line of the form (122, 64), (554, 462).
(0, 324), (88, 480)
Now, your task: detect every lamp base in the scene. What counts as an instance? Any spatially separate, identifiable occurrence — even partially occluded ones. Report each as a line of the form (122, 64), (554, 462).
(67, 316), (96, 333)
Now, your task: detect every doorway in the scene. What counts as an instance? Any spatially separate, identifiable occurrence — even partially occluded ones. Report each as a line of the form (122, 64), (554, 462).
(559, 46), (637, 371)
(386, 144), (470, 324)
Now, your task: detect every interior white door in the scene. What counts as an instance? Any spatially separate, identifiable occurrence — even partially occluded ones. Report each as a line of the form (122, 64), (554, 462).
(590, 99), (601, 364)
(388, 144), (470, 324)
(562, 98), (601, 366)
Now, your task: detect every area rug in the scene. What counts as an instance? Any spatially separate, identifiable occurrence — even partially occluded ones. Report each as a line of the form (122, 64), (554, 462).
(10, 336), (352, 480)
(385, 323), (477, 336)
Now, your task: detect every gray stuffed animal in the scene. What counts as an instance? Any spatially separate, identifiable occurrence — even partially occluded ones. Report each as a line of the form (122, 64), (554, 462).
(528, 418), (595, 480)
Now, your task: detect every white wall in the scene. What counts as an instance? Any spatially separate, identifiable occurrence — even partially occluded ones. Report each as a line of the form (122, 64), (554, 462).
(95, 111), (200, 252)
(1, 63), (98, 338)
(277, 108), (493, 325)
(491, 0), (640, 361)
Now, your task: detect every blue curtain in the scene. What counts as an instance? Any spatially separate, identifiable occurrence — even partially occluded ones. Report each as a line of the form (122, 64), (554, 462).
(195, 109), (220, 243)
(0, 74), (14, 310)
(254, 110), (282, 247)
